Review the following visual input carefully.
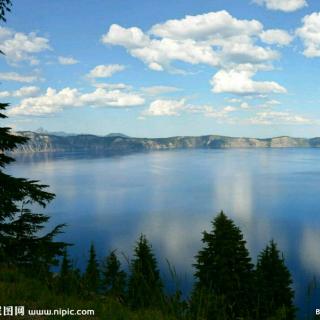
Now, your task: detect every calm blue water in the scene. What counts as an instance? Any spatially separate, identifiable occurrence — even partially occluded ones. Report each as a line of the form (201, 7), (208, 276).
(7, 149), (320, 316)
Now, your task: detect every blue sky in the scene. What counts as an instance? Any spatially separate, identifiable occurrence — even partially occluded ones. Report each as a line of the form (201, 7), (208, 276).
(1, 0), (320, 137)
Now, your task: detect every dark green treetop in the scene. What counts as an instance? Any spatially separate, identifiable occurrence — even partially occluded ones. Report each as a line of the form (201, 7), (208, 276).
(128, 234), (164, 309)
(101, 250), (126, 298)
(84, 243), (100, 293)
(0, 0), (12, 22)
(256, 240), (295, 319)
(192, 211), (255, 319)
(57, 248), (73, 293)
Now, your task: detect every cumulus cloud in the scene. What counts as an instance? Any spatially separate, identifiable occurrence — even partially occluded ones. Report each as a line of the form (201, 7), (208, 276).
(93, 83), (132, 90)
(260, 29), (293, 46)
(102, 24), (150, 49)
(142, 98), (238, 120)
(253, 0), (307, 12)
(8, 87), (145, 116)
(58, 56), (79, 65)
(0, 72), (40, 83)
(248, 111), (314, 125)
(188, 104), (238, 121)
(296, 12), (320, 57)
(87, 64), (126, 78)
(101, 11), (286, 95)
(150, 10), (262, 40)
(211, 67), (287, 94)
(81, 88), (144, 107)
(0, 86), (40, 98)
(240, 102), (251, 109)
(141, 86), (181, 95)
(101, 11), (279, 71)
(0, 27), (50, 64)
(143, 99), (186, 116)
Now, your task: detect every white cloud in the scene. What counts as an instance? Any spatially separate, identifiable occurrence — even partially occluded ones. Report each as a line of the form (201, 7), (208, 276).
(253, 0), (307, 12)
(0, 91), (10, 98)
(131, 38), (220, 71)
(58, 56), (79, 65)
(150, 10), (262, 40)
(0, 27), (50, 64)
(240, 102), (251, 109)
(101, 11), (288, 95)
(260, 29), (293, 46)
(296, 12), (320, 57)
(265, 99), (281, 106)
(0, 86), (40, 98)
(226, 98), (242, 103)
(249, 111), (314, 125)
(141, 85), (180, 95)
(80, 88), (144, 107)
(87, 64), (126, 78)
(93, 83), (132, 90)
(8, 87), (145, 116)
(142, 98), (238, 120)
(0, 72), (39, 83)
(223, 106), (237, 112)
(101, 11), (279, 72)
(188, 104), (237, 121)
(102, 24), (150, 48)
(9, 88), (81, 116)
(211, 67), (287, 95)
(143, 99), (185, 116)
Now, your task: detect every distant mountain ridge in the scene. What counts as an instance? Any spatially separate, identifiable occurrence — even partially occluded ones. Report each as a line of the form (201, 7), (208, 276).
(12, 131), (320, 154)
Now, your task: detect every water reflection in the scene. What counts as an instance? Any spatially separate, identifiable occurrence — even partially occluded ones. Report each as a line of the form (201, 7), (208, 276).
(8, 149), (320, 311)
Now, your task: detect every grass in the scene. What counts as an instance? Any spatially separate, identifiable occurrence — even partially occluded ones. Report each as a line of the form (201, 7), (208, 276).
(0, 267), (178, 320)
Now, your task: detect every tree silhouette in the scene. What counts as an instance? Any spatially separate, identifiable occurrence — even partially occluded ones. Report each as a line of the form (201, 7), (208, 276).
(0, 0), (12, 22)
(101, 250), (126, 299)
(84, 243), (100, 293)
(128, 234), (164, 309)
(58, 250), (73, 294)
(192, 211), (254, 319)
(256, 240), (295, 319)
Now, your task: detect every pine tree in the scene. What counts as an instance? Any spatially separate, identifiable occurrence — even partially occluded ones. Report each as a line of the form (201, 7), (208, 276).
(0, 6), (66, 273)
(256, 240), (295, 319)
(57, 249), (74, 294)
(101, 250), (126, 299)
(128, 234), (164, 309)
(84, 243), (100, 293)
(192, 211), (255, 319)
(0, 0), (12, 22)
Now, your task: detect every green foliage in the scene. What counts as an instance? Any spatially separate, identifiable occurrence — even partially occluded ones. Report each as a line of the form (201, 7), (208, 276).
(128, 234), (164, 309)
(0, 102), (66, 273)
(101, 250), (126, 299)
(84, 243), (100, 293)
(0, 265), (179, 320)
(56, 249), (81, 294)
(256, 240), (295, 319)
(192, 211), (255, 319)
(0, 0), (11, 22)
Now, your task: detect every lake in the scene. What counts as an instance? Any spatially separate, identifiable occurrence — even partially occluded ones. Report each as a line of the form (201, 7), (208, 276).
(7, 148), (320, 315)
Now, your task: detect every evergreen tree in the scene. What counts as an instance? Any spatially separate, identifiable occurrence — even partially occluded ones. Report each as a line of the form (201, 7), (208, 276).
(101, 250), (126, 299)
(0, 0), (12, 22)
(256, 240), (295, 319)
(128, 234), (164, 309)
(60, 249), (72, 278)
(57, 249), (76, 294)
(192, 211), (254, 319)
(84, 243), (100, 293)
(0, 6), (66, 273)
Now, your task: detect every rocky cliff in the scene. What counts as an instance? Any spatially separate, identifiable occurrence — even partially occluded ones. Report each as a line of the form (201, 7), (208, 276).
(12, 132), (320, 154)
